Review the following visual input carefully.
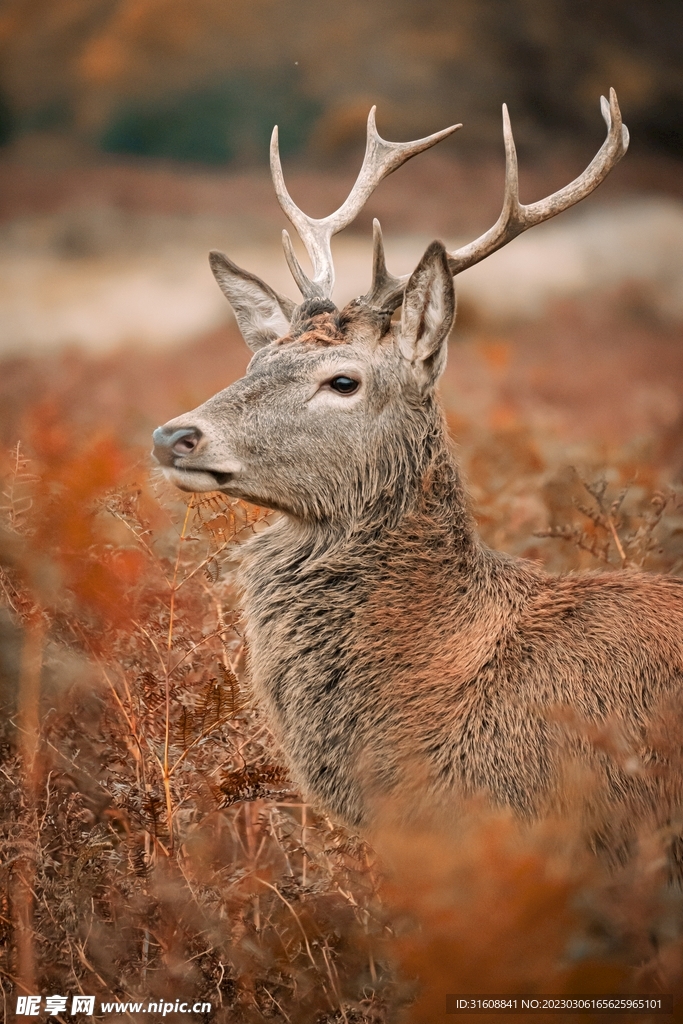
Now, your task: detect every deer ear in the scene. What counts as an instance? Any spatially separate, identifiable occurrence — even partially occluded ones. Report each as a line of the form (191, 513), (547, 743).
(398, 241), (455, 389)
(210, 251), (296, 351)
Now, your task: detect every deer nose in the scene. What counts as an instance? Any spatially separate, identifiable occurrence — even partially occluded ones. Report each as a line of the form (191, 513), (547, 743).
(152, 426), (203, 466)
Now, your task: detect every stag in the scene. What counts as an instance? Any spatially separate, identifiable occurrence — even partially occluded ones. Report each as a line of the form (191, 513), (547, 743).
(152, 92), (683, 856)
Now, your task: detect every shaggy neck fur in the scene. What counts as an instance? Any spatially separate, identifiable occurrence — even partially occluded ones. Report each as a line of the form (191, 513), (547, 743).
(238, 397), (542, 827)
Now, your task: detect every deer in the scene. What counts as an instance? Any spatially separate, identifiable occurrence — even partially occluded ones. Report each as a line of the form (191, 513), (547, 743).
(152, 91), (683, 863)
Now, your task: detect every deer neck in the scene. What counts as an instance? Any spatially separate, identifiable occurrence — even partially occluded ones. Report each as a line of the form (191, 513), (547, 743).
(246, 401), (480, 566)
(237, 407), (542, 826)
(240, 400), (537, 680)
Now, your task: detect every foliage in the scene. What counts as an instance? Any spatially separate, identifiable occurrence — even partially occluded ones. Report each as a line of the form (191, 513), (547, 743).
(2, 1), (683, 159)
(0, 353), (682, 1021)
(100, 73), (322, 165)
(0, 431), (393, 1022)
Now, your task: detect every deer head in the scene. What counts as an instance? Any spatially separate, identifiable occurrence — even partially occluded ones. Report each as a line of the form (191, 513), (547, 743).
(153, 92), (628, 523)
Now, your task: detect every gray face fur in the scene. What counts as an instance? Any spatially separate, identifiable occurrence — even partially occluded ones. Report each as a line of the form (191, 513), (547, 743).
(157, 241), (455, 524)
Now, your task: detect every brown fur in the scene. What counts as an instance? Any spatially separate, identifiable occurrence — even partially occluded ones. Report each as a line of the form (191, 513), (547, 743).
(277, 311), (345, 347)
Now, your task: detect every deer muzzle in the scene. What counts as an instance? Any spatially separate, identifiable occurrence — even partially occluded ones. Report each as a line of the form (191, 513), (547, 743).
(152, 426), (203, 467)
(152, 424), (243, 492)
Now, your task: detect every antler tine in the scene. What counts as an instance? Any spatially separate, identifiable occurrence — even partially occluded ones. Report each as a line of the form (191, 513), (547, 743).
(270, 109), (462, 299)
(361, 219), (406, 310)
(280, 228), (324, 299)
(447, 88), (629, 276)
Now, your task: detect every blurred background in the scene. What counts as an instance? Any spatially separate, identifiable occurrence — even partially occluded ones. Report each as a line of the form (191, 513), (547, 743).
(0, 0), (682, 491)
(2, 7), (683, 1013)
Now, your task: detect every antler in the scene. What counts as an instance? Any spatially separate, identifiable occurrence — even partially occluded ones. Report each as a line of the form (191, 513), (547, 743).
(363, 88), (630, 312)
(446, 87), (629, 277)
(270, 108), (462, 300)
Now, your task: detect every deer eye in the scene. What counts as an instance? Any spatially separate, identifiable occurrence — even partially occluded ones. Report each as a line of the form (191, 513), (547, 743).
(328, 376), (359, 395)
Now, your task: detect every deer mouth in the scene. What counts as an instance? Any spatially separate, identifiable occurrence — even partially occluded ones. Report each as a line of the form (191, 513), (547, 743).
(162, 466), (236, 492)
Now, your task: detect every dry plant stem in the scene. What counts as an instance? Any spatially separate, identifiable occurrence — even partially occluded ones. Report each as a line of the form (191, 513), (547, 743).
(17, 615), (44, 781)
(161, 501), (193, 855)
(166, 626), (234, 675)
(107, 509), (167, 582)
(362, 850), (378, 987)
(244, 803), (262, 932)
(2, 442), (35, 529)
(76, 943), (137, 1023)
(0, 566), (19, 613)
(178, 536), (237, 589)
(73, 625), (147, 775)
(270, 808), (294, 876)
(167, 501), (193, 653)
(301, 802), (307, 887)
(254, 877), (320, 975)
(320, 941), (344, 1012)
(264, 989), (291, 1022)
(607, 516), (627, 566)
(13, 614), (45, 996)
(0, 966), (30, 994)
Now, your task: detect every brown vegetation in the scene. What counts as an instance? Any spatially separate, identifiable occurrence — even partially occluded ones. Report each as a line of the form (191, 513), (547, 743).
(0, 311), (683, 1021)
